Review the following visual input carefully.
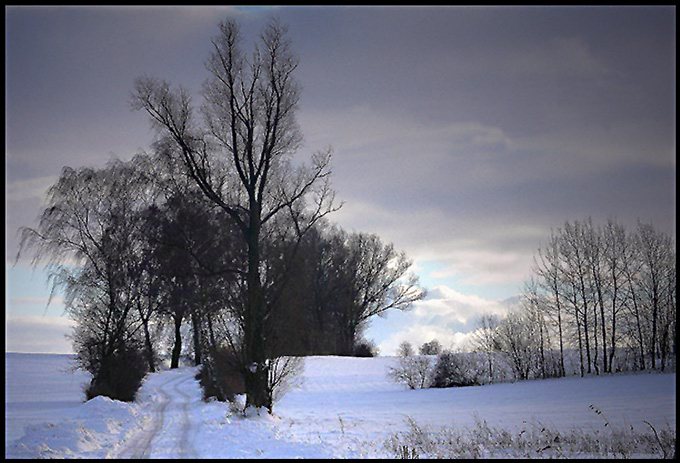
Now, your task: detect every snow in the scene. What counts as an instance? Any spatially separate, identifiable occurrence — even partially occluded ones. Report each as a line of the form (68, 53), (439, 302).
(4, 353), (676, 459)
(4, 353), (90, 447)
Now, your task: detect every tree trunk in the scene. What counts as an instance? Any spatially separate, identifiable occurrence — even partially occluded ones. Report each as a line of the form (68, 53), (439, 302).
(576, 314), (584, 377)
(171, 313), (182, 369)
(608, 284), (618, 373)
(192, 312), (202, 366)
(651, 287), (658, 370)
(143, 319), (155, 373)
(243, 216), (271, 411)
(582, 305), (592, 374)
(592, 300), (600, 375)
(556, 299), (566, 377)
(207, 312), (216, 350)
(596, 288), (608, 374)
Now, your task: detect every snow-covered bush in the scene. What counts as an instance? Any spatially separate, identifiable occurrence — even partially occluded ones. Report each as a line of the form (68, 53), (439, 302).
(388, 355), (434, 390)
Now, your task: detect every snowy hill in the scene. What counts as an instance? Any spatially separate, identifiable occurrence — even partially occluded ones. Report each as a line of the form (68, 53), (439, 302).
(5, 353), (676, 458)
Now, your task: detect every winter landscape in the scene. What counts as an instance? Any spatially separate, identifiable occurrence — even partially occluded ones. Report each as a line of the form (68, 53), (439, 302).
(6, 6), (676, 460)
(5, 353), (676, 458)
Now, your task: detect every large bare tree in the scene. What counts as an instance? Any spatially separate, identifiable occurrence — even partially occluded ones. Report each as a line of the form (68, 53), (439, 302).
(132, 19), (337, 410)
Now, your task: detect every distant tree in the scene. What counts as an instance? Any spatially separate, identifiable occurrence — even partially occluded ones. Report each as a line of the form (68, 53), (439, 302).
(636, 222), (675, 370)
(469, 314), (500, 383)
(522, 277), (550, 379)
(534, 231), (567, 377)
(493, 309), (536, 381)
(397, 341), (415, 358)
(419, 339), (443, 356)
(601, 219), (628, 372)
(332, 231), (425, 356)
(527, 218), (675, 375)
(560, 220), (596, 375)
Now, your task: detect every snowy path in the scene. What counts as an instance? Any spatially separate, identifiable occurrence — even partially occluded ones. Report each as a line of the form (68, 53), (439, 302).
(114, 368), (200, 459)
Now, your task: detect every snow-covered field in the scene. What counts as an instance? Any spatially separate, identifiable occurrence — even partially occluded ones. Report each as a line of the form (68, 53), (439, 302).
(4, 353), (89, 447)
(4, 353), (676, 458)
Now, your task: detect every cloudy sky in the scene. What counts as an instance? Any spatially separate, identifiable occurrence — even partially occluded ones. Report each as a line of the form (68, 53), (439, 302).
(5, 6), (676, 355)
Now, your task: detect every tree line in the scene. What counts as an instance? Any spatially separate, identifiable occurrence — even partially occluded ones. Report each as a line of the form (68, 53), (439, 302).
(17, 18), (424, 411)
(470, 218), (675, 383)
(390, 218), (675, 392)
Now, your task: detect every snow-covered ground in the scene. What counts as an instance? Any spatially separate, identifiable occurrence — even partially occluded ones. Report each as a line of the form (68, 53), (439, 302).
(4, 353), (89, 447)
(4, 353), (676, 458)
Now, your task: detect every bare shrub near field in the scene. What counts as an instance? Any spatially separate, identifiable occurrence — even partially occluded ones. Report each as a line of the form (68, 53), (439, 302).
(268, 356), (304, 410)
(384, 417), (676, 459)
(388, 355), (435, 390)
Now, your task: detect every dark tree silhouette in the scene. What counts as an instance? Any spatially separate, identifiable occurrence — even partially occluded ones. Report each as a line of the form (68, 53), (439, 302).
(132, 19), (338, 410)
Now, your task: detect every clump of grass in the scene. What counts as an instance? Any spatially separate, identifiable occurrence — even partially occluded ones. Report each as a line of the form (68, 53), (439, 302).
(384, 416), (676, 459)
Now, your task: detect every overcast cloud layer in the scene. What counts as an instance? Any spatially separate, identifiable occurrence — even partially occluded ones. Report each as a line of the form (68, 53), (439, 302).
(6, 6), (675, 354)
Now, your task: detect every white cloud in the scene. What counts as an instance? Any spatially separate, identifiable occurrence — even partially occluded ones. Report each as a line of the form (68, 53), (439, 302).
(373, 284), (513, 356)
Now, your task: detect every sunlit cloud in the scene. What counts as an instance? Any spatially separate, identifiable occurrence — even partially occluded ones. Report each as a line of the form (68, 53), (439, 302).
(375, 284), (517, 356)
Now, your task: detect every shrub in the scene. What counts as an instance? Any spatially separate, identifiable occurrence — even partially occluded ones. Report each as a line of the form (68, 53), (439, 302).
(431, 352), (482, 388)
(267, 356), (304, 411)
(388, 355), (434, 390)
(199, 345), (246, 403)
(84, 344), (148, 402)
(353, 340), (379, 357)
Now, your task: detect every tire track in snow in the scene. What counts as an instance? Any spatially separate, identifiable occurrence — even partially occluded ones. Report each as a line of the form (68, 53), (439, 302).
(174, 375), (199, 459)
(115, 371), (195, 459)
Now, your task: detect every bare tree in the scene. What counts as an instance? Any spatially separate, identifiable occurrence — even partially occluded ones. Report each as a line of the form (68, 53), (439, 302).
(469, 314), (500, 383)
(17, 159), (154, 400)
(636, 222), (674, 370)
(397, 341), (415, 358)
(132, 19), (337, 410)
(493, 309), (536, 381)
(419, 339), (443, 356)
(601, 219), (628, 372)
(534, 231), (567, 377)
(583, 218), (609, 374)
(522, 277), (551, 379)
(560, 220), (597, 374)
(528, 218), (675, 374)
(333, 231), (425, 356)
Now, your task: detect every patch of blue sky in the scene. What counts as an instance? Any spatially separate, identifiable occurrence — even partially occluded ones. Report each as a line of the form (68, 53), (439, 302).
(415, 259), (522, 302)
(6, 264), (67, 318)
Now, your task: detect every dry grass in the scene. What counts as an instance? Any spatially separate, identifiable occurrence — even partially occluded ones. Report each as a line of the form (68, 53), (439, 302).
(384, 416), (676, 459)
